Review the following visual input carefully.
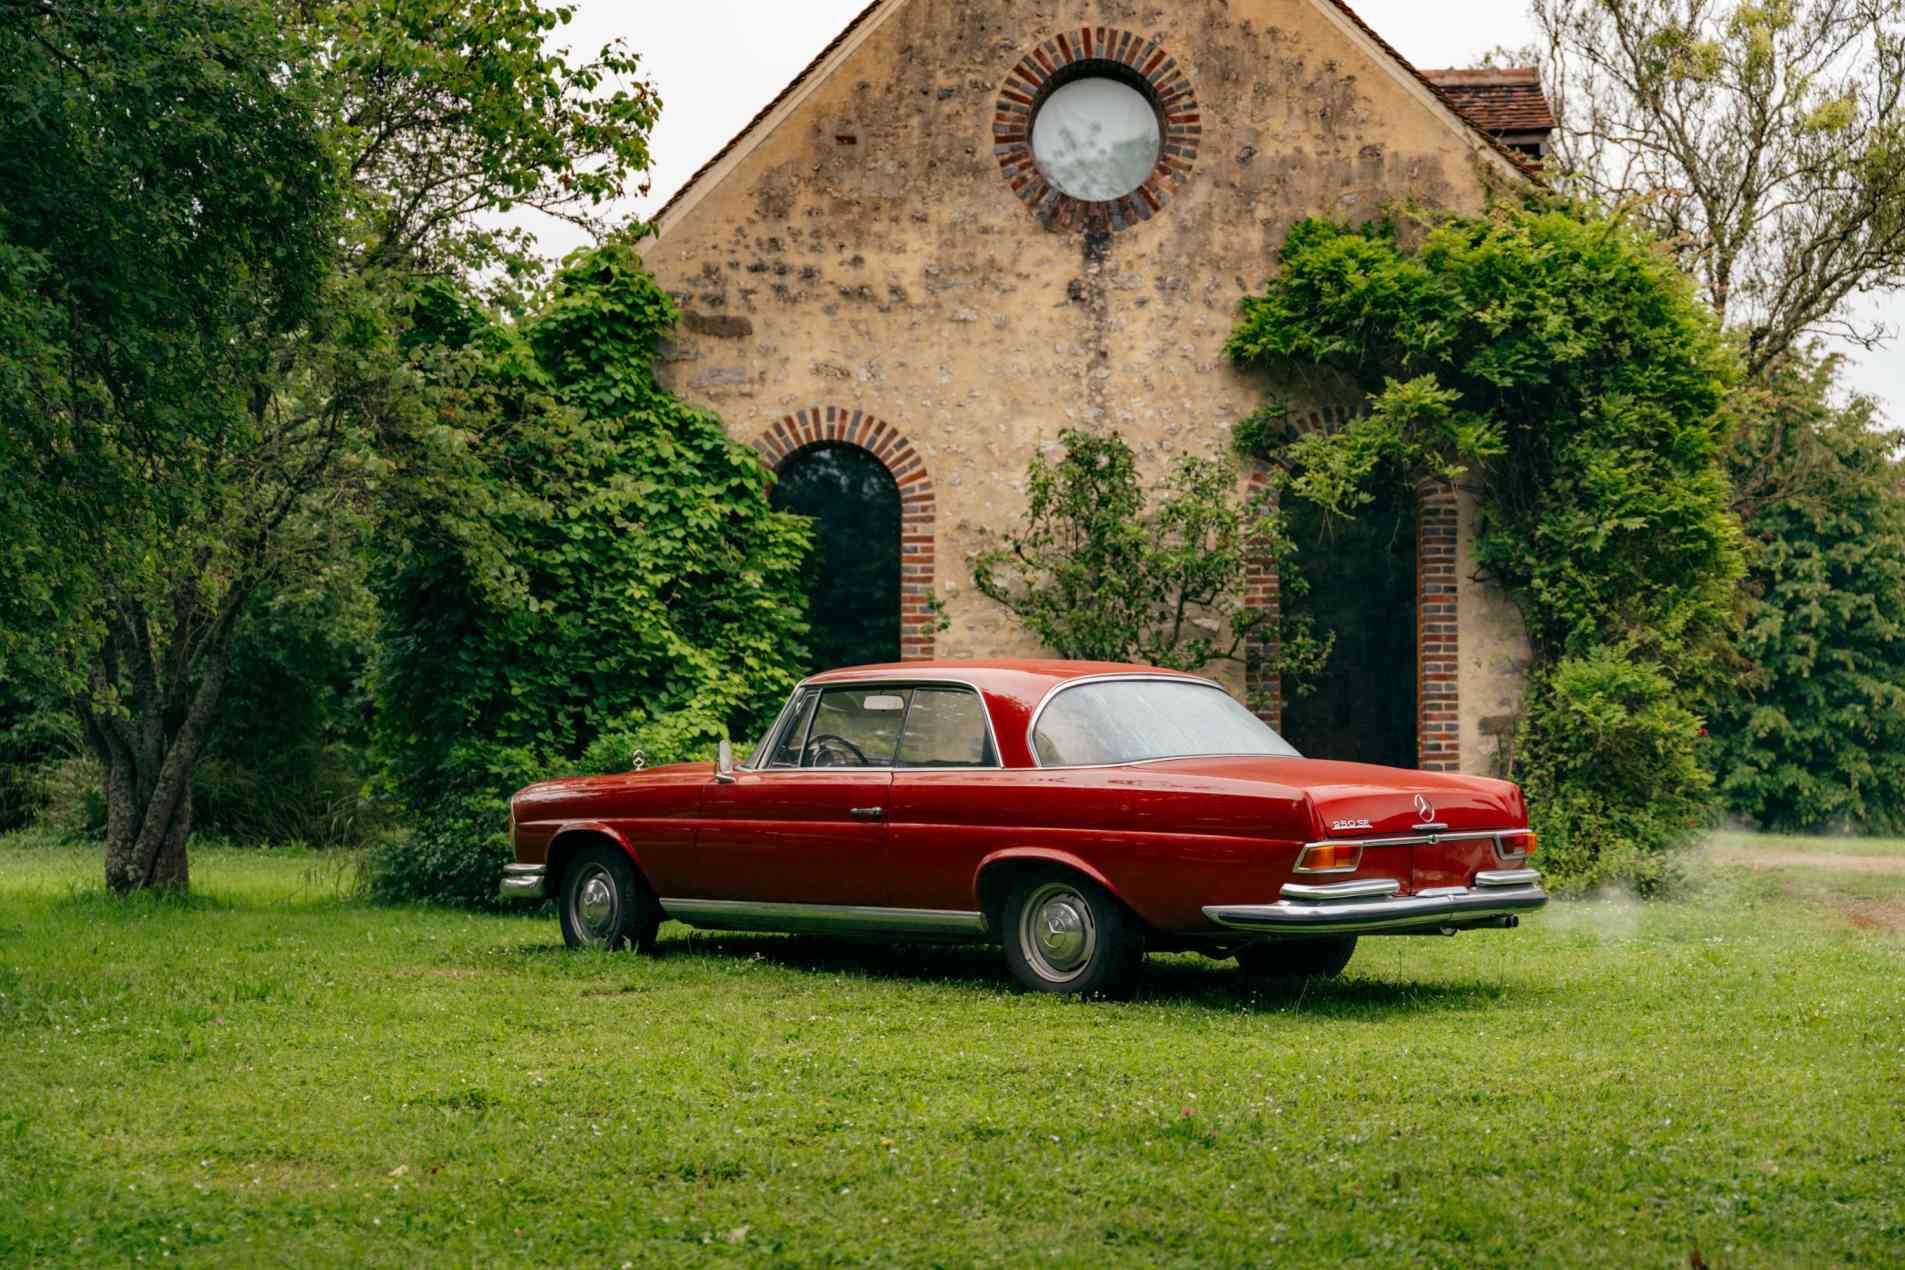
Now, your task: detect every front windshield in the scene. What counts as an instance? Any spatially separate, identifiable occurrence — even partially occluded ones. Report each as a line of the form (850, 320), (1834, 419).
(1032, 679), (1301, 767)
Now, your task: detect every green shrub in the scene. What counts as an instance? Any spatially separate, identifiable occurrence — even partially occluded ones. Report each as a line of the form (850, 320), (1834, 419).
(363, 709), (734, 909)
(969, 428), (1328, 698)
(1517, 650), (1712, 892)
(369, 246), (810, 910)
(362, 801), (511, 909)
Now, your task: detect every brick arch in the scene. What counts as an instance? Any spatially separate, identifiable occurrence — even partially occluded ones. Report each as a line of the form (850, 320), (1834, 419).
(752, 406), (937, 661)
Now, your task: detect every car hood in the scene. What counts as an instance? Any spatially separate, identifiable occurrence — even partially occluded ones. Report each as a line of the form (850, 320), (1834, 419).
(1139, 755), (1526, 838)
(511, 761), (710, 812)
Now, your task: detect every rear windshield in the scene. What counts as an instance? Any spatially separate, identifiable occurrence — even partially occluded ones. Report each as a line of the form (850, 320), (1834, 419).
(1032, 679), (1301, 767)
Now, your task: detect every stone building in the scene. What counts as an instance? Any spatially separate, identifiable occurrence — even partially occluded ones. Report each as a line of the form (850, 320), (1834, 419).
(641, 0), (1556, 775)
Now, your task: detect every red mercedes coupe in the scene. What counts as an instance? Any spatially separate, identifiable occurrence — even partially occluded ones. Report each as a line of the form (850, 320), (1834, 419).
(500, 661), (1546, 997)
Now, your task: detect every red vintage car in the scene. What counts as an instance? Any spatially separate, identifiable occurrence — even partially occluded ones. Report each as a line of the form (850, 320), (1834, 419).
(501, 661), (1546, 997)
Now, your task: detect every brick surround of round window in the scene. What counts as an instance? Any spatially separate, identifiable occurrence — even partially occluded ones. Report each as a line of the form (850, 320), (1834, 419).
(993, 29), (1201, 233)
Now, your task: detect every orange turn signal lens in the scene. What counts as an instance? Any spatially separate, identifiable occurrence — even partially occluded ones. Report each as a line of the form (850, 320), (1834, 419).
(1499, 831), (1538, 858)
(1295, 842), (1364, 873)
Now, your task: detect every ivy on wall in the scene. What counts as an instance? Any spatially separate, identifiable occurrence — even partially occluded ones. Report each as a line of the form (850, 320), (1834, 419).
(1228, 203), (1746, 890)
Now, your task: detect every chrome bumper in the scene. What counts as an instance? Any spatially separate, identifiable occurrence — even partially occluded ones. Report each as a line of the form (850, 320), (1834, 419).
(1203, 869), (1547, 936)
(499, 864), (547, 901)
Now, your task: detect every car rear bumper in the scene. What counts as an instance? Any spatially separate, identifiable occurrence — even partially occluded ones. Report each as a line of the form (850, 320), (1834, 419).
(499, 864), (547, 901)
(1202, 869), (1547, 936)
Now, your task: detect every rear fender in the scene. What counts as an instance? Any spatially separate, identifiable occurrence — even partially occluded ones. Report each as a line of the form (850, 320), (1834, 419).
(972, 847), (1141, 930)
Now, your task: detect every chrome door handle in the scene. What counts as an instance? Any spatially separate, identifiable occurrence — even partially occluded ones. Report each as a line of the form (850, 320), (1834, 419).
(849, 806), (884, 821)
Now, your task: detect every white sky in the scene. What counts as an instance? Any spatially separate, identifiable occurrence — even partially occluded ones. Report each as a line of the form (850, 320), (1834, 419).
(533, 0), (1902, 419)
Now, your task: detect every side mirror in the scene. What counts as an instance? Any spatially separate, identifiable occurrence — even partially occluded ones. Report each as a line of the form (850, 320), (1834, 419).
(715, 738), (735, 783)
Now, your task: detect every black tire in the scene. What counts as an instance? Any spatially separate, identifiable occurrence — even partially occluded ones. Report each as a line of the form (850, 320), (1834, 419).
(1001, 870), (1143, 999)
(558, 844), (661, 952)
(1235, 936), (1357, 980)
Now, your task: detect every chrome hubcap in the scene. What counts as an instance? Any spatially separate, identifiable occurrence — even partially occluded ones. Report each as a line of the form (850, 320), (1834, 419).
(1019, 883), (1097, 982)
(572, 866), (618, 942)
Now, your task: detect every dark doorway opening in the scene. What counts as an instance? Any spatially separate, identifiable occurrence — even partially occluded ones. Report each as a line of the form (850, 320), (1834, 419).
(1280, 481), (1418, 767)
(771, 443), (902, 672)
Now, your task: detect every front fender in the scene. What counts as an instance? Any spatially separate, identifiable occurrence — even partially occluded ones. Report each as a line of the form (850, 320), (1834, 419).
(545, 821), (651, 888)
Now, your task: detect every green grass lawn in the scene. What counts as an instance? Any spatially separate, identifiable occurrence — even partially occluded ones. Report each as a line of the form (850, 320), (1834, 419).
(1708, 828), (1905, 859)
(2, 833), (1902, 1266)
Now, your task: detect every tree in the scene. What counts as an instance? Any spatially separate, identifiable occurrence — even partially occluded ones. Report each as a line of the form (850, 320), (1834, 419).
(1532, 0), (1905, 374)
(0, 0), (659, 893)
(1228, 206), (1744, 888)
(969, 430), (1327, 689)
(1709, 352), (1905, 830)
(1, 0), (342, 891)
(365, 247), (812, 907)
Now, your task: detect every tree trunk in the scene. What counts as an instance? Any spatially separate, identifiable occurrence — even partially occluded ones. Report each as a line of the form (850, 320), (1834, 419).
(97, 635), (232, 896)
(102, 752), (198, 895)
(102, 757), (141, 893)
(148, 773), (191, 892)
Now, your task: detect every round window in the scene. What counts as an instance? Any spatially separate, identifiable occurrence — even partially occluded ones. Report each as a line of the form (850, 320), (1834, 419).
(1030, 77), (1162, 202)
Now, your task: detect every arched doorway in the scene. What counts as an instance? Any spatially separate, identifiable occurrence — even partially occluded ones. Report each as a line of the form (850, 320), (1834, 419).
(771, 442), (902, 671)
(1279, 478), (1419, 767)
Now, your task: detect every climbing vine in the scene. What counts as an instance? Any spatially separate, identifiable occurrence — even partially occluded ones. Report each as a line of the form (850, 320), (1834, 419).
(1228, 203), (1746, 890)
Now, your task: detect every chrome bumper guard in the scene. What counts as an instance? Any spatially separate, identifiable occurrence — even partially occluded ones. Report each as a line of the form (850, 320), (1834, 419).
(499, 864), (547, 902)
(1203, 868), (1547, 936)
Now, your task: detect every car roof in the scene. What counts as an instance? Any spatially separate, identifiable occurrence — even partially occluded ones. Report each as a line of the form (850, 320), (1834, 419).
(800, 659), (1206, 688)
(791, 661), (1221, 769)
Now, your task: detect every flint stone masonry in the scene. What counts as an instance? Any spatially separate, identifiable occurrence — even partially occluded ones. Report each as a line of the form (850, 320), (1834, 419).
(646, 0), (1535, 775)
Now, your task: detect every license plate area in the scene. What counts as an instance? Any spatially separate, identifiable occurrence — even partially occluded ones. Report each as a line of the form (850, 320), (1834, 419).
(1411, 835), (1503, 892)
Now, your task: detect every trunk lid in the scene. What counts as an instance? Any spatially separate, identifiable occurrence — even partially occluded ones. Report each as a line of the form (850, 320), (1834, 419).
(1306, 775), (1520, 839)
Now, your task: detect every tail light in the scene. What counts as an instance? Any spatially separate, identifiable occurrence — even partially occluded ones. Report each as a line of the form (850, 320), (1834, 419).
(1295, 842), (1364, 874)
(1497, 831), (1537, 859)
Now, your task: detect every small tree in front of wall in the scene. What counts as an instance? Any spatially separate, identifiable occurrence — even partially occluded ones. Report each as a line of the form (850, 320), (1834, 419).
(969, 429), (1328, 698)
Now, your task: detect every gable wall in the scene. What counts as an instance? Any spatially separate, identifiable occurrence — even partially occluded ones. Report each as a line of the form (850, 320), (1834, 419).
(644, 0), (1527, 773)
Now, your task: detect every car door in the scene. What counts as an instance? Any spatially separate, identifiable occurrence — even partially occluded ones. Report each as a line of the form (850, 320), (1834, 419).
(883, 684), (1016, 910)
(691, 685), (905, 906)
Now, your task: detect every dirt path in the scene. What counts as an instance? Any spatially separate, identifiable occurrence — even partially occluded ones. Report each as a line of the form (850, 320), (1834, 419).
(1709, 846), (1905, 874)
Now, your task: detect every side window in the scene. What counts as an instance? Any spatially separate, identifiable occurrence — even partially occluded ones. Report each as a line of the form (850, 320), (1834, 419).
(897, 688), (996, 768)
(765, 689), (820, 768)
(803, 687), (912, 767)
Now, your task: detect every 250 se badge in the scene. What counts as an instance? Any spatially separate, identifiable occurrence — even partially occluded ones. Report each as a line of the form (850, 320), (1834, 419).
(499, 661), (1547, 998)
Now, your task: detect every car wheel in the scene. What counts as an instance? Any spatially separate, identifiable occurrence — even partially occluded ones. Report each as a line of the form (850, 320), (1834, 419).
(1001, 871), (1143, 999)
(1235, 936), (1357, 980)
(558, 844), (660, 952)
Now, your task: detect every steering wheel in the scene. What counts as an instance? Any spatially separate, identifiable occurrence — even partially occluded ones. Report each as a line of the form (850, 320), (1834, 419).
(805, 733), (871, 767)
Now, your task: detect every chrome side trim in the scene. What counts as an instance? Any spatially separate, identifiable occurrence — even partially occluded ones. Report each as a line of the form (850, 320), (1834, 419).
(1203, 879), (1547, 936)
(660, 898), (987, 937)
(1475, 868), (1543, 887)
(499, 864), (547, 902)
(1279, 878), (1401, 901)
